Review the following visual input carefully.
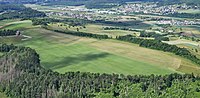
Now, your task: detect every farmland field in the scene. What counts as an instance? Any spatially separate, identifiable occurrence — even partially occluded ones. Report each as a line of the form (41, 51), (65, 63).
(176, 25), (200, 36)
(0, 19), (19, 27)
(1, 20), (200, 75)
(20, 28), (177, 75)
(163, 39), (200, 46)
(49, 23), (139, 37)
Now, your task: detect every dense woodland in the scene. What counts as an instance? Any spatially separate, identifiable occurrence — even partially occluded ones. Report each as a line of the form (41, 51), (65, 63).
(31, 18), (61, 26)
(0, 4), (25, 13)
(31, 18), (92, 26)
(116, 35), (200, 65)
(0, 4), (46, 20)
(0, 30), (17, 37)
(0, 44), (200, 98)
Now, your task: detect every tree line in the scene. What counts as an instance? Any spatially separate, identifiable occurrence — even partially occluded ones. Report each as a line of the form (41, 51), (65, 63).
(116, 35), (200, 65)
(0, 4), (25, 13)
(31, 18), (61, 26)
(0, 4), (46, 20)
(0, 44), (200, 98)
(44, 26), (110, 39)
(139, 31), (169, 41)
(103, 27), (141, 32)
(0, 29), (17, 37)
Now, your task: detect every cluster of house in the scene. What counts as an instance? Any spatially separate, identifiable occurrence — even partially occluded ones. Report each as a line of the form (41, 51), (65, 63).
(47, 7), (118, 21)
(117, 3), (193, 15)
(43, 2), (200, 27)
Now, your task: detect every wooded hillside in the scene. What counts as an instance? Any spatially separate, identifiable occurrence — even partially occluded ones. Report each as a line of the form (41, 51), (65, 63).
(0, 44), (200, 98)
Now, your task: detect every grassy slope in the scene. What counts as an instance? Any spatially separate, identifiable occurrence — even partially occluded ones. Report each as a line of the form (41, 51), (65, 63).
(0, 19), (19, 27)
(1, 19), (200, 75)
(21, 28), (176, 75)
(0, 52), (3, 56)
(0, 92), (8, 98)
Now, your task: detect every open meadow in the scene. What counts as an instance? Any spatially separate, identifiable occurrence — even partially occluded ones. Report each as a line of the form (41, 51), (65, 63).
(1, 19), (200, 75)
(48, 23), (140, 37)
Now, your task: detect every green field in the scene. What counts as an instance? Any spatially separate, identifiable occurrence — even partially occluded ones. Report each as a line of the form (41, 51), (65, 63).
(21, 28), (177, 75)
(0, 52), (3, 56)
(49, 23), (139, 37)
(1, 19), (200, 75)
(0, 20), (36, 30)
(0, 19), (19, 27)
(0, 92), (8, 98)
(25, 4), (67, 12)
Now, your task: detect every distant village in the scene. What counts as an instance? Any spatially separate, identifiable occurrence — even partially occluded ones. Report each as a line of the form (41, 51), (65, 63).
(46, 2), (200, 26)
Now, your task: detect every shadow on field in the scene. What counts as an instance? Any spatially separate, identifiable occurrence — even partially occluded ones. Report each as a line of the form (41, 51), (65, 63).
(43, 52), (110, 70)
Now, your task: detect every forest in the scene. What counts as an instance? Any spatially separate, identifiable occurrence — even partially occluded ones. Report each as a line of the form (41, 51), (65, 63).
(0, 44), (200, 98)
(0, 4), (25, 13)
(0, 30), (17, 37)
(0, 4), (46, 20)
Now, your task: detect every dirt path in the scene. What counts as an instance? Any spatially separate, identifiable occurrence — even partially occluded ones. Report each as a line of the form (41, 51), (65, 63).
(21, 35), (32, 41)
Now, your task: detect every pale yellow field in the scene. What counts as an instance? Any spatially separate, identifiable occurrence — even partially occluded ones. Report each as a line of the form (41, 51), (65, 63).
(49, 23), (139, 37)
(163, 39), (200, 46)
(178, 9), (200, 14)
